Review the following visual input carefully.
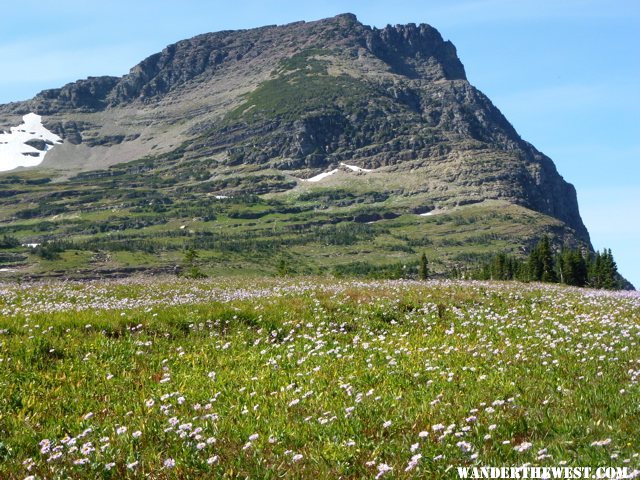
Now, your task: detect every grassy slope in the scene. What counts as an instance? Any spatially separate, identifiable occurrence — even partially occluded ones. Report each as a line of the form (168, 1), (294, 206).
(0, 278), (638, 479)
(0, 167), (575, 279)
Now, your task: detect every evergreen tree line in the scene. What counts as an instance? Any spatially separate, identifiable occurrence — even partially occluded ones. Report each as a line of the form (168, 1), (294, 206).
(472, 236), (622, 289)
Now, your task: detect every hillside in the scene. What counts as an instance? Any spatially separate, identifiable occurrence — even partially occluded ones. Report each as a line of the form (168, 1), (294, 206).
(0, 14), (595, 279)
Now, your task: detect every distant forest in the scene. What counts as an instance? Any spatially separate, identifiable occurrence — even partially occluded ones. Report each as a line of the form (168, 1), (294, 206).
(470, 236), (622, 290)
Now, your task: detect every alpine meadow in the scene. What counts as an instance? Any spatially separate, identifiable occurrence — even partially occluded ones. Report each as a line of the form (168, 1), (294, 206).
(0, 10), (638, 480)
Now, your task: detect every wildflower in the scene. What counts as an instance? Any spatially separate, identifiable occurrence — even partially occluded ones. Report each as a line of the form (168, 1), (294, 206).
(132, 431), (142, 439)
(292, 453), (303, 462)
(376, 463), (393, 479)
(248, 433), (259, 441)
(127, 460), (139, 469)
(383, 420), (392, 428)
(418, 431), (429, 438)
(590, 438), (612, 447)
(80, 443), (94, 455)
(39, 439), (51, 454)
(405, 453), (422, 472)
(116, 426), (127, 435)
(456, 441), (473, 453)
(145, 399), (155, 408)
(83, 412), (94, 420)
(207, 455), (219, 465)
(514, 441), (533, 452)
(105, 462), (116, 470)
(46, 453), (58, 462)
(164, 458), (175, 468)
(196, 442), (206, 450)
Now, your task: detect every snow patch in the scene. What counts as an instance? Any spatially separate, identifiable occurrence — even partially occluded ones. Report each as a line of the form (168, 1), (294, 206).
(299, 163), (373, 183)
(419, 210), (446, 217)
(304, 169), (339, 182)
(340, 162), (373, 172)
(0, 113), (62, 172)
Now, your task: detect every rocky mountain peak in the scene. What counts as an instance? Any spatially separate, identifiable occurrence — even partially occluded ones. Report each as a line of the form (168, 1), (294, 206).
(366, 22), (467, 80)
(0, 14), (592, 254)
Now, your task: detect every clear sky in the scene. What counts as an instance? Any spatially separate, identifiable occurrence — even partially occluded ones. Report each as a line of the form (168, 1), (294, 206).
(1, 0), (638, 286)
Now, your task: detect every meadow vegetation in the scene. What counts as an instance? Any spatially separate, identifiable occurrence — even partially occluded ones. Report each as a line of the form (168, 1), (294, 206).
(0, 168), (584, 281)
(1, 277), (638, 478)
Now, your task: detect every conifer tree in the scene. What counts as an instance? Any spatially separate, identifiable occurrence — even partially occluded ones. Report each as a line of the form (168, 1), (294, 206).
(601, 249), (620, 289)
(419, 253), (429, 280)
(528, 245), (542, 281)
(182, 247), (206, 278)
(558, 248), (588, 287)
(528, 236), (557, 282)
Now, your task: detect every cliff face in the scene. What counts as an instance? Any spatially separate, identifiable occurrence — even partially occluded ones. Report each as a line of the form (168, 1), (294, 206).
(0, 13), (591, 245)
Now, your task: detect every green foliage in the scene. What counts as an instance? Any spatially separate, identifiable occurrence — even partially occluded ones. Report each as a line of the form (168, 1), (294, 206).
(279, 48), (331, 73)
(333, 260), (416, 279)
(528, 236), (557, 283)
(225, 49), (367, 122)
(181, 247), (207, 279)
(0, 234), (20, 249)
(472, 252), (528, 282)
(558, 248), (589, 287)
(472, 238), (623, 290)
(227, 74), (364, 122)
(15, 203), (68, 220)
(276, 256), (289, 277)
(33, 241), (67, 260)
(589, 249), (620, 290)
(419, 253), (429, 280)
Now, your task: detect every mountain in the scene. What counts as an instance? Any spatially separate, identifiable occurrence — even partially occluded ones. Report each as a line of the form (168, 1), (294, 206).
(0, 14), (601, 280)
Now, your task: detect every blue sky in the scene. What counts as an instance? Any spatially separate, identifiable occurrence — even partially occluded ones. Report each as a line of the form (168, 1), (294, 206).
(1, 0), (638, 286)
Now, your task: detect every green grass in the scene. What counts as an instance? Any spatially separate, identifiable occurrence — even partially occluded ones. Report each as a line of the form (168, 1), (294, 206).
(0, 278), (638, 478)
